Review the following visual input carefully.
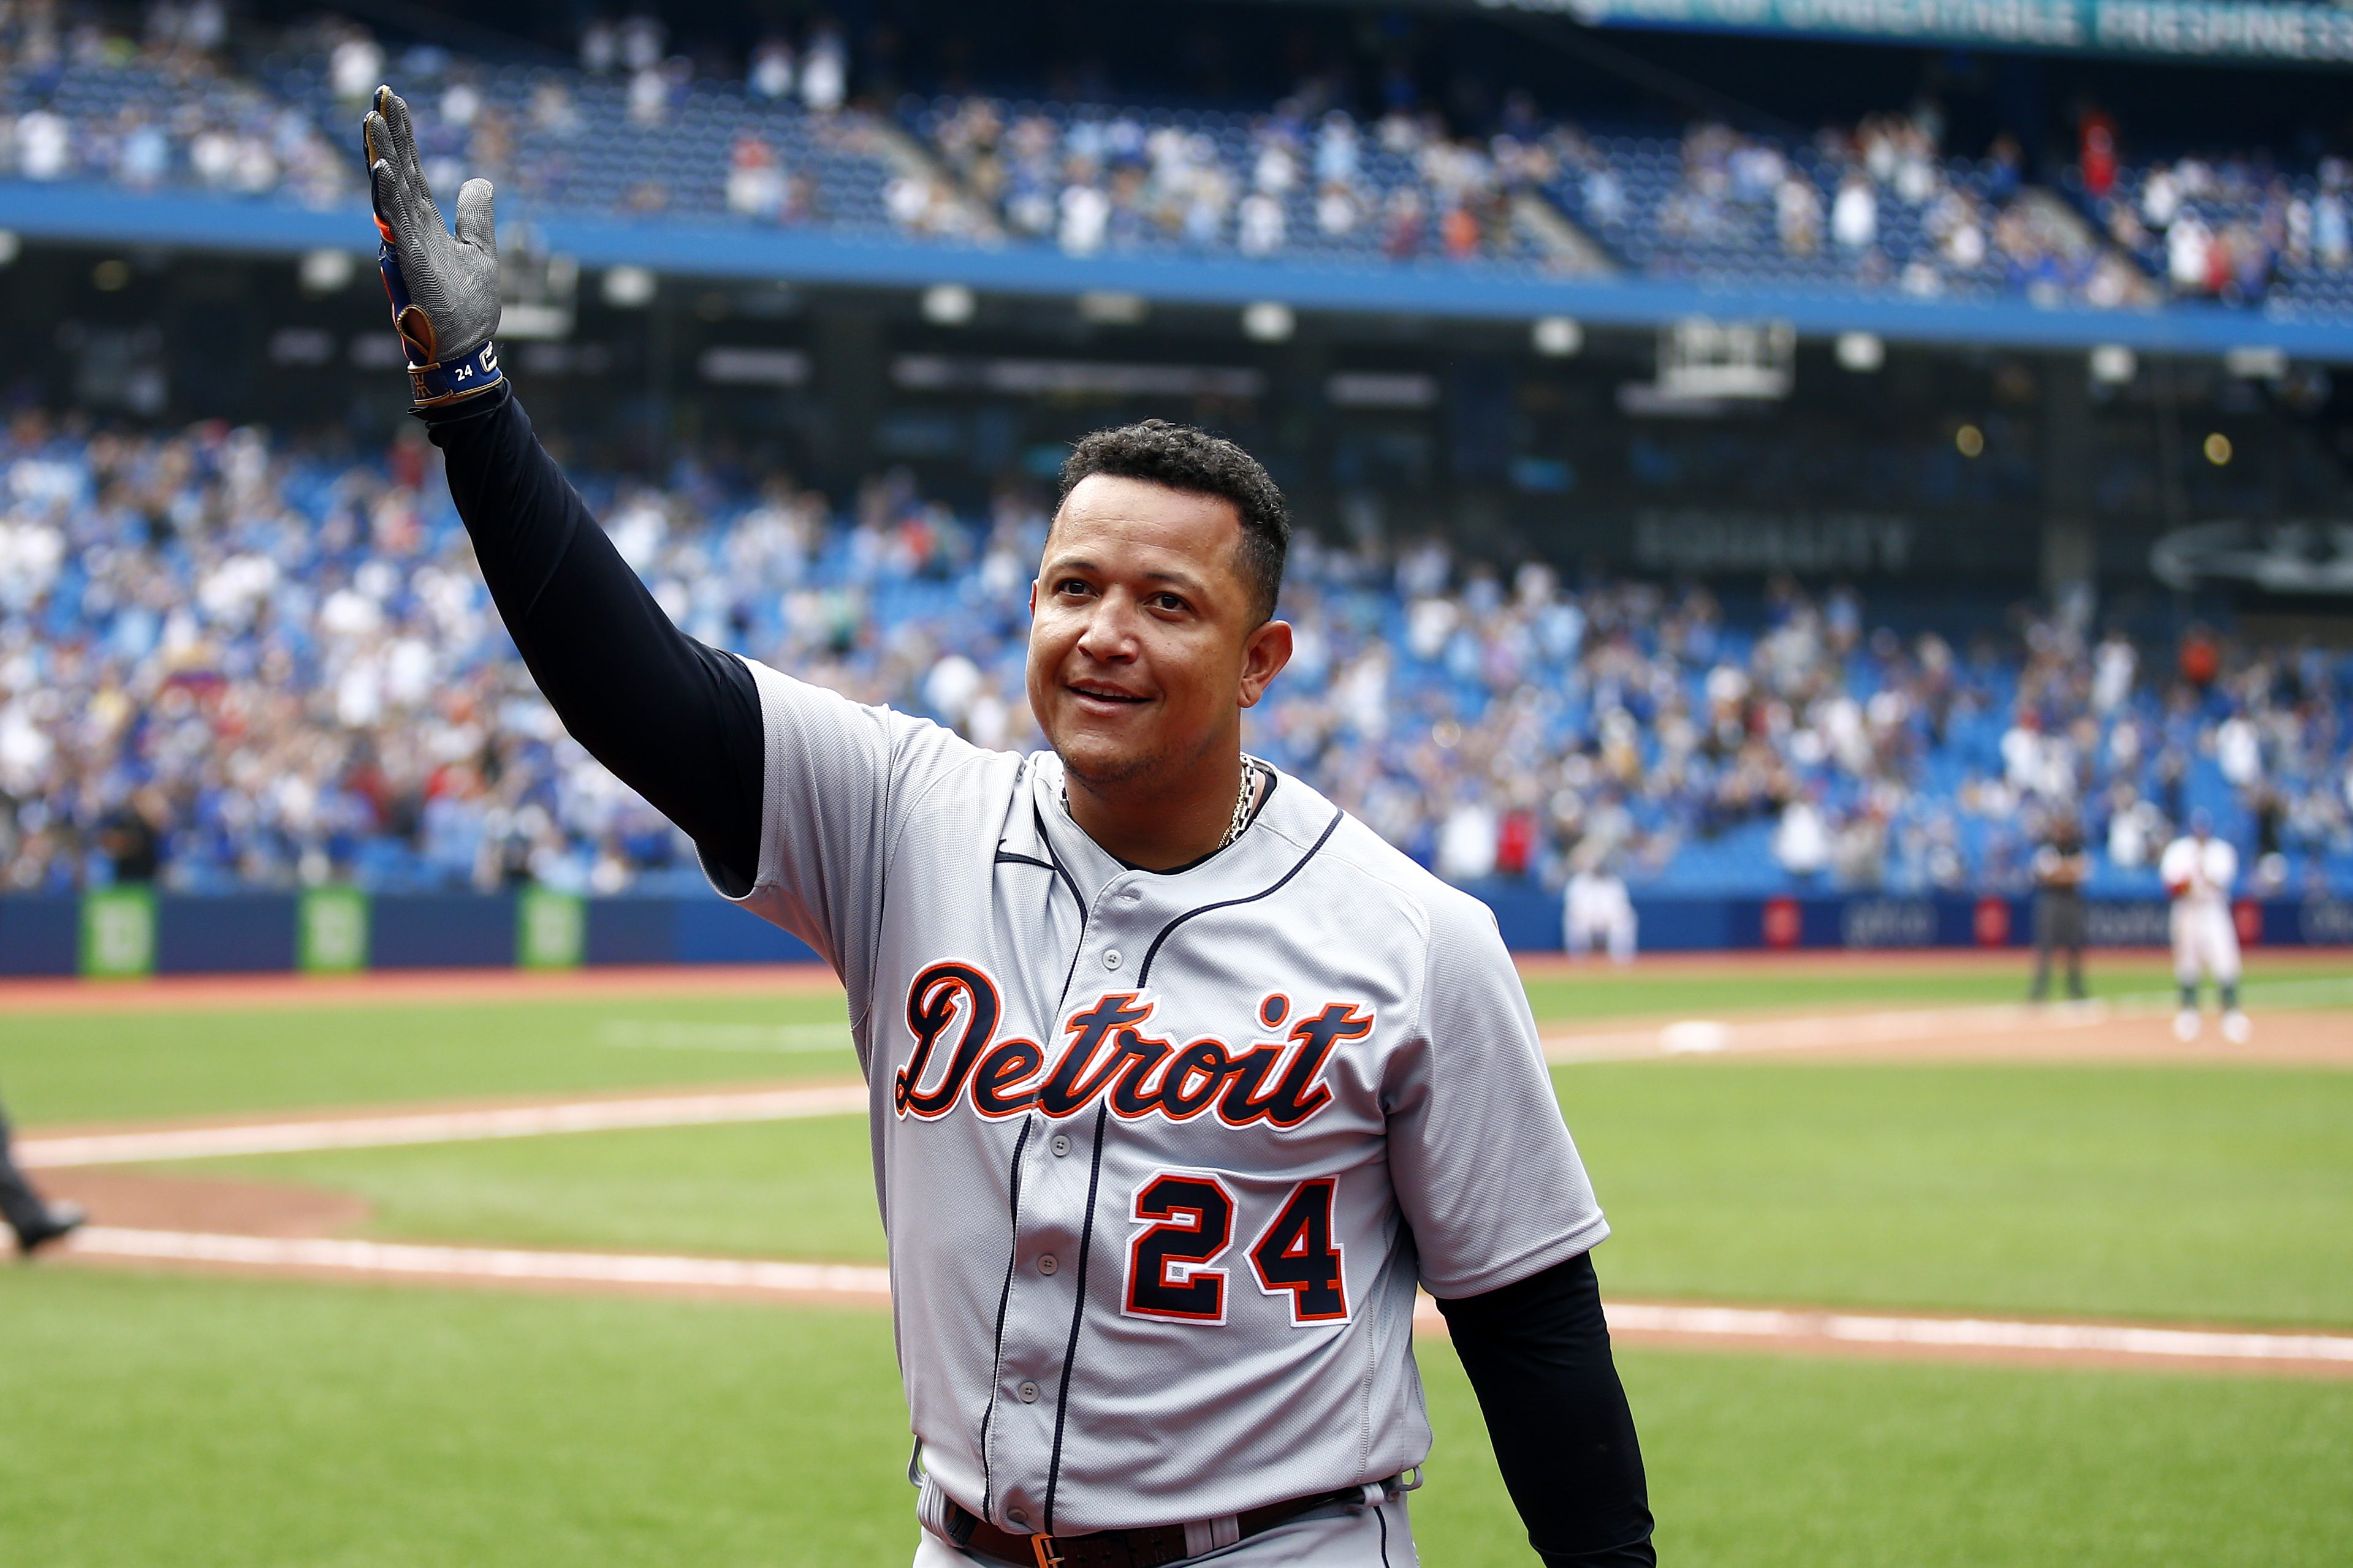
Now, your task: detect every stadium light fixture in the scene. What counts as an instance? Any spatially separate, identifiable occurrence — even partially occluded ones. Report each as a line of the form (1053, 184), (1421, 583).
(2088, 344), (2136, 385)
(1078, 290), (1149, 325)
(1955, 423), (1985, 458)
(601, 265), (658, 308)
(2203, 433), (2233, 466)
(1242, 301), (1294, 343)
(1532, 316), (1583, 357)
(298, 249), (356, 295)
(2224, 346), (2287, 381)
(1833, 331), (1884, 372)
(922, 283), (977, 326)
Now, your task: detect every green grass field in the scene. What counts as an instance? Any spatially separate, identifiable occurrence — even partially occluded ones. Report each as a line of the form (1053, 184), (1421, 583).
(5, 956), (2349, 1567)
(1, 1270), (2346, 1568)
(9, 955), (2343, 1127)
(2, 994), (861, 1125)
(186, 1061), (2353, 1326)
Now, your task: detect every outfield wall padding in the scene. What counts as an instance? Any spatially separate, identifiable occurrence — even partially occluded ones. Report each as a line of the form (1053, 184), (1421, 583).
(0, 889), (2344, 976)
(370, 895), (520, 970)
(156, 893), (297, 974)
(0, 894), (78, 975)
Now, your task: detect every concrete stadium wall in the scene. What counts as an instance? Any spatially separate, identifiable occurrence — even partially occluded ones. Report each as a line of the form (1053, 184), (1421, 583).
(2, 889), (2350, 977)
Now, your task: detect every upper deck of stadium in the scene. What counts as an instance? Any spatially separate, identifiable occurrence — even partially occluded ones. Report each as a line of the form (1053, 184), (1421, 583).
(1, 6), (2349, 357)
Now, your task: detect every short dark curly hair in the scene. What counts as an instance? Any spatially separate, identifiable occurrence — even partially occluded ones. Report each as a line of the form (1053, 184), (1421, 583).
(1057, 419), (1291, 624)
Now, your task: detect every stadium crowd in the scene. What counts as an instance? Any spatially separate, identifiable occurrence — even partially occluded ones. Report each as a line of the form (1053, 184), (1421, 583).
(2, 7), (2347, 309)
(2, 412), (2348, 901)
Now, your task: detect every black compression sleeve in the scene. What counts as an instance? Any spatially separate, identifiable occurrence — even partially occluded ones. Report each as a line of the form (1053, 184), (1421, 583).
(1435, 1251), (1656, 1568)
(419, 385), (765, 893)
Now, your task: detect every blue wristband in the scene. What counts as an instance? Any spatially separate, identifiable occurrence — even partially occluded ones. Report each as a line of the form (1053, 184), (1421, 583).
(408, 339), (503, 406)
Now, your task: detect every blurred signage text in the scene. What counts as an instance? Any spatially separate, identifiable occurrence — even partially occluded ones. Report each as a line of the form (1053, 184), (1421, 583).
(1467, 0), (2353, 64)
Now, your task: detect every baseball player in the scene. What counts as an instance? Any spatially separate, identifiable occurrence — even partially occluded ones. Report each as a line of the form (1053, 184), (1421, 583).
(361, 90), (1652, 1568)
(1563, 858), (1637, 965)
(2159, 809), (2249, 1042)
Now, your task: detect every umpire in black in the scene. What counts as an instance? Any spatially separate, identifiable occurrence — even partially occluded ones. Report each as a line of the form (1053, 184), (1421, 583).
(2028, 814), (2091, 1002)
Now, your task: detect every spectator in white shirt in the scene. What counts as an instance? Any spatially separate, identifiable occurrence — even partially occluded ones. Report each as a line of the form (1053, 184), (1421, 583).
(1831, 172), (1877, 249)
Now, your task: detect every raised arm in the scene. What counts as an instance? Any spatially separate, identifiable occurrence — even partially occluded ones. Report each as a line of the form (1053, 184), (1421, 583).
(363, 85), (762, 891)
(422, 388), (765, 892)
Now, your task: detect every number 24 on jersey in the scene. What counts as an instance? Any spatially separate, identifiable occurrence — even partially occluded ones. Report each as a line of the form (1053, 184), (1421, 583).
(1125, 1172), (1348, 1327)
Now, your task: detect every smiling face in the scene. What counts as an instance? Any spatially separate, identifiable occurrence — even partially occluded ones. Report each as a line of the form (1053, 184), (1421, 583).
(1027, 474), (1291, 793)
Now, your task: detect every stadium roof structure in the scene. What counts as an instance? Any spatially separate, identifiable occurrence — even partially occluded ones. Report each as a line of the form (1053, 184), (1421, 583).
(7, 178), (2352, 362)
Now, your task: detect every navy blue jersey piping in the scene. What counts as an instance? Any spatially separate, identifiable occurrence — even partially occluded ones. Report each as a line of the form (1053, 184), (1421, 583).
(1040, 1100), (1110, 1534)
(1135, 808), (1345, 985)
(977, 1115), (1035, 1516)
(1032, 803), (1092, 1009)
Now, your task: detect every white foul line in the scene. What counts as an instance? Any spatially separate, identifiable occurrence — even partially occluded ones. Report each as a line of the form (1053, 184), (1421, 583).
(68, 1227), (892, 1300)
(19, 1084), (869, 1168)
(1585, 1300), (2353, 1366)
(61, 1227), (2353, 1372)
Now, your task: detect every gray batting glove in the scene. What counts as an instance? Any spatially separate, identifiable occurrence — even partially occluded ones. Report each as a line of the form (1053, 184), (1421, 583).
(362, 85), (504, 406)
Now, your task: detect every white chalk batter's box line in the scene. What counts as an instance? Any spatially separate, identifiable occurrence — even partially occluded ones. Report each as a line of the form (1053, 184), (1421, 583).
(55, 1227), (2353, 1371)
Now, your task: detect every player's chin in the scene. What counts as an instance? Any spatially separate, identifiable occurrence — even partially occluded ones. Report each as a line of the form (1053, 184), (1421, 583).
(1053, 727), (1162, 787)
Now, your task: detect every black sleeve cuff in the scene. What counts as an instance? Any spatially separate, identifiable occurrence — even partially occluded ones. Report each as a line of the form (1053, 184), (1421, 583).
(1436, 1252), (1656, 1567)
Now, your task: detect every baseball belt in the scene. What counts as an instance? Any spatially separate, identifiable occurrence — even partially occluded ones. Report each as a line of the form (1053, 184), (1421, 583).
(941, 1487), (1370, 1568)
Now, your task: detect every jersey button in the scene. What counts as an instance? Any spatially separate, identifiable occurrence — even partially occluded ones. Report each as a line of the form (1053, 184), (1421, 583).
(1016, 1382), (1040, 1405)
(1049, 1134), (1071, 1157)
(1037, 1254), (1059, 1276)
(1118, 885), (1143, 903)
(1008, 1506), (1030, 1527)
(1102, 949), (1122, 971)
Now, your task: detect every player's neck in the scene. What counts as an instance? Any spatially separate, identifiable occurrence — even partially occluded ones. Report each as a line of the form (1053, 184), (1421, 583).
(1062, 749), (1249, 872)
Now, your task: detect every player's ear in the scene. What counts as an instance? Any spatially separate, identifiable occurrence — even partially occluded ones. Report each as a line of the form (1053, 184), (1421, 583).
(1028, 578), (1039, 616)
(1238, 619), (1292, 708)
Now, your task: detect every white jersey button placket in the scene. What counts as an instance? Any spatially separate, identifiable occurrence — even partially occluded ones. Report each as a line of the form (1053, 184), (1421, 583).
(992, 1108), (1093, 1521)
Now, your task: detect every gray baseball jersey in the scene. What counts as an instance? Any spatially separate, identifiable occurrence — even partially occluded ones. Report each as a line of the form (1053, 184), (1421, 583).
(720, 657), (1608, 1537)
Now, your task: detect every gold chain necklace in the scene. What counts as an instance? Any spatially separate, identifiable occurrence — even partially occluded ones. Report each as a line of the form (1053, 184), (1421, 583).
(1223, 755), (1265, 848)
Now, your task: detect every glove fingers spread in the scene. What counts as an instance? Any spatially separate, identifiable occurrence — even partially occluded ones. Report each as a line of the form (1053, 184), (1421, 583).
(454, 178), (498, 259)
